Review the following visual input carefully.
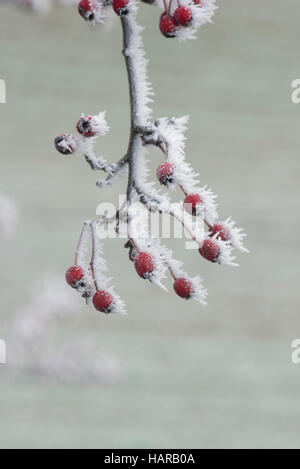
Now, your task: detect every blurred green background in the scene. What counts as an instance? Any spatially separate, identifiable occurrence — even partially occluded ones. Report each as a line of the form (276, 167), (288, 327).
(0, 0), (300, 449)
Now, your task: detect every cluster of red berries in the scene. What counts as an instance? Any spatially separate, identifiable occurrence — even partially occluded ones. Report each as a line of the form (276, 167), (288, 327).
(160, 7), (192, 38)
(159, 1), (203, 38)
(155, 161), (231, 264)
(54, 115), (99, 155)
(77, 0), (203, 39)
(66, 265), (115, 314)
(78, 0), (131, 19)
(126, 246), (195, 301)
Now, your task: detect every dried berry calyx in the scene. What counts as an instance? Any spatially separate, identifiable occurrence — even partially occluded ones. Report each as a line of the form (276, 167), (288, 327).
(54, 134), (79, 155)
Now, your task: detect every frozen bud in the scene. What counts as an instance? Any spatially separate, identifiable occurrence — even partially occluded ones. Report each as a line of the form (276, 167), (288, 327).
(156, 162), (175, 187)
(160, 13), (178, 38)
(209, 223), (230, 242)
(65, 266), (85, 288)
(93, 291), (114, 314)
(174, 6), (193, 27)
(184, 193), (204, 216)
(78, 0), (100, 22)
(199, 239), (220, 263)
(135, 252), (155, 279)
(76, 112), (109, 138)
(54, 134), (79, 155)
(173, 278), (194, 299)
(113, 0), (130, 16)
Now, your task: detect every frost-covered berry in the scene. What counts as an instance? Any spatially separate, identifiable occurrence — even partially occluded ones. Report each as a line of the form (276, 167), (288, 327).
(113, 0), (130, 15)
(76, 116), (95, 138)
(174, 6), (193, 27)
(160, 13), (178, 38)
(54, 134), (79, 155)
(199, 239), (220, 263)
(184, 193), (204, 216)
(135, 252), (155, 279)
(173, 278), (194, 299)
(209, 223), (230, 241)
(77, 111), (109, 138)
(78, 0), (98, 21)
(156, 162), (175, 186)
(66, 265), (85, 288)
(193, 0), (203, 5)
(93, 291), (114, 314)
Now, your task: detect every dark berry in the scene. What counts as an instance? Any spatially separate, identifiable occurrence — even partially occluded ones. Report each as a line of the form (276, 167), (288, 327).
(54, 134), (79, 155)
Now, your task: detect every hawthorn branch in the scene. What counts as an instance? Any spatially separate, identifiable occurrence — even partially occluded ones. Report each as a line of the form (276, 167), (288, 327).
(121, 15), (155, 205)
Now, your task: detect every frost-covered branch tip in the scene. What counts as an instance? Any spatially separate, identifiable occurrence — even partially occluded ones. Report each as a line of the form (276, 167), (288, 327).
(54, 0), (247, 316)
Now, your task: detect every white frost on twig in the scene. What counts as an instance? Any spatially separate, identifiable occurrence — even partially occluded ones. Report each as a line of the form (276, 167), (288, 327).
(92, 222), (127, 315)
(222, 217), (249, 253)
(153, 117), (219, 225)
(124, 1), (153, 125)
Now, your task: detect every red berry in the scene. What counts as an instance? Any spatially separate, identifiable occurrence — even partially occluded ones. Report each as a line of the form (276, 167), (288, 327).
(135, 252), (155, 279)
(193, 0), (203, 5)
(54, 134), (79, 155)
(76, 116), (95, 138)
(199, 239), (220, 263)
(174, 278), (194, 299)
(156, 162), (175, 186)
(78, 0), (97, 21)
(174, 6), (193, 27)
(113, 0), (130, 15)
(160, 13), (178, 38)
(66, 266), (85, 288)
(93, 291), (114, 314)
(184, 193), (204, 216)
(209, 223), (230, 241)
